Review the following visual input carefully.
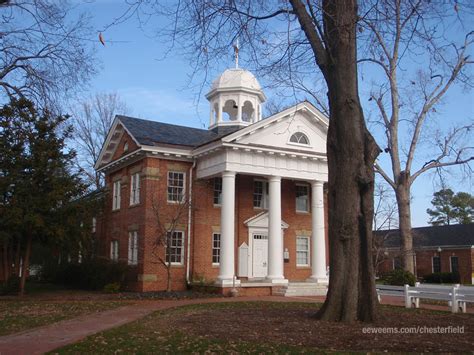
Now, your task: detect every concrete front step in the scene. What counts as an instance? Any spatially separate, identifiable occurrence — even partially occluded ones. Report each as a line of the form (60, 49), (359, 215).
(273, 282), (328, 297)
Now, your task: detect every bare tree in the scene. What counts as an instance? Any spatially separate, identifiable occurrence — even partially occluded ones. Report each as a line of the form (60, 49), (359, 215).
(0, 0), (96, 109)
(72, 93), (129, 189)
(358, 1), (474, 273)
(130, 0), (381, 322)
(372, 183), (398, 275)
(150, 187), (191, 292)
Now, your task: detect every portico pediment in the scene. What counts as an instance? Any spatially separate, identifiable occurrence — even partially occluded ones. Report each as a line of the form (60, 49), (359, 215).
(222, 101), (328, 154)
(244, 211), (289, 229)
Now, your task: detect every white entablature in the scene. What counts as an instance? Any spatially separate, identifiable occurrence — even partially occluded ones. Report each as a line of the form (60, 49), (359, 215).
(195, 101), (329, 182)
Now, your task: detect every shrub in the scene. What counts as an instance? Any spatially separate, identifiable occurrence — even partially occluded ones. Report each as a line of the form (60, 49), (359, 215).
(382, 269), (416, 286)
(423, 272), (460, 284)
(41, 259), (129, 290)
(0, 276), (20, 295)
(103, 282), (121, 293)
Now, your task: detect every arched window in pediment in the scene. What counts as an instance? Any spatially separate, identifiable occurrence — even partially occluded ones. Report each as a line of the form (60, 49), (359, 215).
(289, 132), (309, 145)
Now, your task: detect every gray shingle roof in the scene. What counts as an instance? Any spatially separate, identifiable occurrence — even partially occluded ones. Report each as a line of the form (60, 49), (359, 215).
(375, 223), (474, 248)
(117, 115), (238, 147)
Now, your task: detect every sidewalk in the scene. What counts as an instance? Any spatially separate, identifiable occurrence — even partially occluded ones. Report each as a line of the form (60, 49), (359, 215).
(0, 296), (299, 355)
(0, 294), (470, 355)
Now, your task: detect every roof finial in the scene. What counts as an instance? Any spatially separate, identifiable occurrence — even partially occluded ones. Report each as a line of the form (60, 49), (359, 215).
(233, 38), (239, 69)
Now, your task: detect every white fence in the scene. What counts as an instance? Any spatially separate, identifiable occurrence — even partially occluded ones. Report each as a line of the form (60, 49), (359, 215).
(376, 283), (474, 313)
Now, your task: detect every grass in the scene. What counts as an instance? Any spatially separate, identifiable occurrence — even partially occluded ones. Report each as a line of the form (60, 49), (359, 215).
(52, 302), (326, 355)
(51, 301), (473, 354)
(0, 300), (129, 336)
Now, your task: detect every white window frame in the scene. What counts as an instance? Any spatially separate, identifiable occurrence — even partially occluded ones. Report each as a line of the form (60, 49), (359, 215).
(128, 231), (138, 265)
(253, 179), (269, 209)
(212, 233), (221, 265)
(112, 180), (121, 210)
(92, 217), (97, 233)
(167, 171), (185, 203)
(295, 183), (310, 213)
(432, 256), (441, 273)
(296, 236), (310, 267)
(165, 230), (185, 265)
(288, 131), (311, 147)
(130, 173), (140, 205)
(213, 177), (222, 206)
(110, 240), (119, 262)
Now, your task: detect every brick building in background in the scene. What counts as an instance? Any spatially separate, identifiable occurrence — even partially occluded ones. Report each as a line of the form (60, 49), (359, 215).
(94, 67), (330, 295)
(376, 224), (474, 284)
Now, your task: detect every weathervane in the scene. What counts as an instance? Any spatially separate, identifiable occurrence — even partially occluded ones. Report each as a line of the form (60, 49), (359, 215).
(233, 38), (239, 68)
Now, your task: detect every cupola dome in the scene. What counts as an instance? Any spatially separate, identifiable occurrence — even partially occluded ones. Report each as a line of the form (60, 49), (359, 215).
(206, 68), (266, 131)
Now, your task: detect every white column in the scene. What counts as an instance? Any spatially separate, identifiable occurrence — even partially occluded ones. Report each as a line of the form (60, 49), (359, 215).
(237, 96), (242, 123)
(308, 181), (328, 284)
(217, 98), (223, 123)
(217, 171), (239, 286)
(266, 176), (287, 284)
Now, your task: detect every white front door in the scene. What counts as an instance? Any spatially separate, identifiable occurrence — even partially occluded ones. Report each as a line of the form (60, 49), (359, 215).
(252, 233), (268, 278)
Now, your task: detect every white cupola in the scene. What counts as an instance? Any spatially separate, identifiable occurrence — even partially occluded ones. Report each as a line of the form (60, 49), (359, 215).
(206, 67), (266, 131)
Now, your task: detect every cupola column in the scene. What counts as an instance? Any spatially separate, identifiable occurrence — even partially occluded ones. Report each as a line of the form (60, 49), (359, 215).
(236, 96), (242, 123)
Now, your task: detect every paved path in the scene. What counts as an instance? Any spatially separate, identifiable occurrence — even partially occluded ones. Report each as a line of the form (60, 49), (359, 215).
(0, 296), (302, 355)
(0, 295), (471, 355)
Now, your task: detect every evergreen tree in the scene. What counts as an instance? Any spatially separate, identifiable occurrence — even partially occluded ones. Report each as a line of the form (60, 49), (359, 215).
(0, 98), (86, 295)
(427, 189), (474, 226)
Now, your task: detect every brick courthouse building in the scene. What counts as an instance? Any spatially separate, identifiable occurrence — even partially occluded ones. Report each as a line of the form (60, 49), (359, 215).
(94, 67), (330, 295)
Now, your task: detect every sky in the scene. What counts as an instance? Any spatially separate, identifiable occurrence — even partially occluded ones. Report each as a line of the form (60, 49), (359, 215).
(70, 1), (473, 228)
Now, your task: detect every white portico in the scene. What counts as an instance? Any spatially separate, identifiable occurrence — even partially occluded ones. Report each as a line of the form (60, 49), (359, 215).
(195, 66), (329, 287)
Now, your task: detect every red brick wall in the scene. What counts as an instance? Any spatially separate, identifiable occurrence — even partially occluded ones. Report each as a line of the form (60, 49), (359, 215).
(379, 248), (473, 284)
(100, 154), (330, 291)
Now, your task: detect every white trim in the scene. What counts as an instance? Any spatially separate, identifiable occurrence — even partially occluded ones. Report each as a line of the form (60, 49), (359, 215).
(295, 182), (310, 213)
(112, 180), (121, 211)
(167, 171), (186, 203)
(212, 232), (221, 266)
(130, 172), (140, 205)
(95, 116), (142, 170)
(449, 255), (459, 273)
(296, 235), (310, 267)
(128, 231), (138, 265)
(166, 230), (185, 266)
(288, 131), (312, 148)
(432, 255), (441, 273)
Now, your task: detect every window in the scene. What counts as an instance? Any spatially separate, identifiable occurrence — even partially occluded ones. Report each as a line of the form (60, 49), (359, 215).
(130, 173), (140, 205)
(450, 256), (459, 274)
(290, 132), (309, 145)
(128, 231), (138, 265)
(112, 180), (121, 210)
(212, 233), (221, 264)
(432, 256), (441, 273)
(167, 172), (185, 202)
(253, 180), (269, 209)
(393, 257), (402, 270)
(166, 231), (184, 264)
(296, 184), (309, 212)
(110, 240), (119, 262)
(123, 142), (129, 153)
(296, 236), (310, 266)
(92, 217), (97, 233)
(213, 177), (222, 205)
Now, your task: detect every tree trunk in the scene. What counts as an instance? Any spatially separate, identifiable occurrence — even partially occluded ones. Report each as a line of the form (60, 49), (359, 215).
(12, 239), (21, 277)
(395, 175), (414, 273)
(315, 0), (380, 322)
(166, 264), (171, 292)
(2, 240), (10, 282)
(19, 233), (32, 296)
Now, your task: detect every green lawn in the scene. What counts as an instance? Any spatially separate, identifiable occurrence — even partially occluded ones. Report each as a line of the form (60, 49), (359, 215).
(0, 300), (128, 336)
